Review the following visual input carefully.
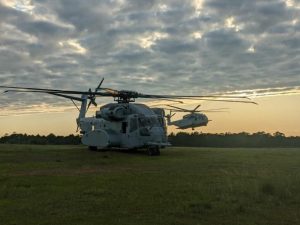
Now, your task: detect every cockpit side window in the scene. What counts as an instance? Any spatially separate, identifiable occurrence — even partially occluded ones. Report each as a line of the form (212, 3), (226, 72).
(95, 111), (102, 118)
(138, 117), (146, 127)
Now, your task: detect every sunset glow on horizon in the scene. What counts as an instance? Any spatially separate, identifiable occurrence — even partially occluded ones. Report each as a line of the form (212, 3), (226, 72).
(1, 93), (299, 137)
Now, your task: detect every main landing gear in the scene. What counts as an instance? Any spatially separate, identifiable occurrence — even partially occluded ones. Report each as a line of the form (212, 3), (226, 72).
(147, 146), (160, 156)
(88, 146), (97, 151)
(88, 146), (161, 156)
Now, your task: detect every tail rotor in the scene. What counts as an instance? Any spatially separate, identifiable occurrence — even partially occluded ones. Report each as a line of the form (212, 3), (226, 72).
(86, 78), (104, 111)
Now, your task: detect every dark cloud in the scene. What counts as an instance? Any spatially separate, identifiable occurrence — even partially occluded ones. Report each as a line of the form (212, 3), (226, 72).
(0, 0), (300, 109)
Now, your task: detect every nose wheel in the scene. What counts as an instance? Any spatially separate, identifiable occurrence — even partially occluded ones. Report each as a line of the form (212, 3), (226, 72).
(147, 146), (160, 156)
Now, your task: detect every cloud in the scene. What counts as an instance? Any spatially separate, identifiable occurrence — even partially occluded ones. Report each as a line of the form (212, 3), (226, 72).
(217, 86), (300, 98)
(0, 0), (300, 112)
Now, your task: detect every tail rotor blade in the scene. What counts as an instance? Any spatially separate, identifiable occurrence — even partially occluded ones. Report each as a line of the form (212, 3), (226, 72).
(96, 78), (104, 90)
(86, 78), (103, 111)
(193, 104), (201, 112)
(87, 100), (92, 111)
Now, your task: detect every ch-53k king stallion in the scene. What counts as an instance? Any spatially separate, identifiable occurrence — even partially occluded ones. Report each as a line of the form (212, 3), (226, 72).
(164, 104), (229, 130)
(0, 79), (256, 156)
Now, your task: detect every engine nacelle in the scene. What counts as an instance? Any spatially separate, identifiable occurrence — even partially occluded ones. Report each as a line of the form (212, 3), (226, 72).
(101, 106), (127, 121)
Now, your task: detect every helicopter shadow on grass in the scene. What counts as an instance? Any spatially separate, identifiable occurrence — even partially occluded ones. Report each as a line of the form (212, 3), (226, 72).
(88, 147), (160, 156)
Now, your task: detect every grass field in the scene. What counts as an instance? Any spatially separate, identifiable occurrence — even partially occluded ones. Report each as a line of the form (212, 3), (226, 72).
(0, 145), (300, 225)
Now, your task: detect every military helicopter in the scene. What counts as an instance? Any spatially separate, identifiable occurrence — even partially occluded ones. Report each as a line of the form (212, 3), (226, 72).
(0, 79), (256, 156)
(164, 104), (228, 130)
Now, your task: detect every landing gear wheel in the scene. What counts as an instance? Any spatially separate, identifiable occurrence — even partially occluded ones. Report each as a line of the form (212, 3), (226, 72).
(155, 147), (160, 156)
(147, 146), (160, 156)
(88, 146), (97, 151)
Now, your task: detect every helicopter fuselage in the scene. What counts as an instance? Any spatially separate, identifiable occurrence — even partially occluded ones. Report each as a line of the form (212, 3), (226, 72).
(167, 113), (209, 130)
(78, 102), (169, 150)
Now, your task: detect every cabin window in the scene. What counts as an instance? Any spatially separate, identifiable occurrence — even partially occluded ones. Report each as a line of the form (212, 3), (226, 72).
(122, 122), (127, 133)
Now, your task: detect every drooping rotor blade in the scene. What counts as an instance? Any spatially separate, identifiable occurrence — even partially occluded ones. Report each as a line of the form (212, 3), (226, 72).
(1, 85), (248, 100)
(147, 99), (184, 105)
(169, 107), (231, 112)
(3, 90), (84, 102)
(0, 85), (257, 104)
(138, 93), (251, 100)
(169, 109), (228, 113)
(50, 93), (84, 102)
(1, 83), (111, 99)
(1, 86), (113, 97)
(149, 100), (184, 107)
(199, 107), (230, 111)
(190, 98), (257, 104)
(0, 85), (77, 93)
(199, 110), (228, 113)
(137, 93), (256, 104)
(166, 104), (193, 112)
(163, 98), (256, 104)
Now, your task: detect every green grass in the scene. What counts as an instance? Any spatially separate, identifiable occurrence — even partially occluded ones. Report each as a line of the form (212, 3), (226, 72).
(0, 144), (300, 225)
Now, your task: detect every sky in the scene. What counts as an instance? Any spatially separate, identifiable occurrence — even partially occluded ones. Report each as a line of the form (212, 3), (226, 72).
(0, 0), (300, 136)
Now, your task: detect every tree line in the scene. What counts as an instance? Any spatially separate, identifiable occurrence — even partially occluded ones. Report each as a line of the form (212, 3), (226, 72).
(0, 133), (81, 145)
(1, 131), (300, 147)
(169, 131), (300, 148)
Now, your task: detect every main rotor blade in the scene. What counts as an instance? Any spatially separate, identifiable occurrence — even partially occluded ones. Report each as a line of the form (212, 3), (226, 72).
(99, 87), (119, 95)
(138, 94), (256, 103)
(200, 110), (228, 113)
(191, 98), (257, 104)
(1, 86), (113, 97)
(166, 104), (192, 112)
(164, 98), (257, 104)
(4, 90), (85, 102)
(0, 85), (75, 93)
(170, 109), (228, 113)
(139, 93), (251, 100)
(200, 107), (230, 111)
(50, 93), (84, 102)
(1, 85), (257, 104)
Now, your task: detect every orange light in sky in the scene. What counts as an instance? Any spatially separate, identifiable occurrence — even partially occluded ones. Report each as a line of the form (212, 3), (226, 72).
(0, 94), (299, 136)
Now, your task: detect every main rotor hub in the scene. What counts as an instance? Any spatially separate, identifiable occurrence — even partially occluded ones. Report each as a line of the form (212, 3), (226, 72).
(114, 90), (139, 103)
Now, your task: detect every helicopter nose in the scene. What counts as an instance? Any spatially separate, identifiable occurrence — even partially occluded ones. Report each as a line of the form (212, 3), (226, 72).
(150, 127), (164, 142)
